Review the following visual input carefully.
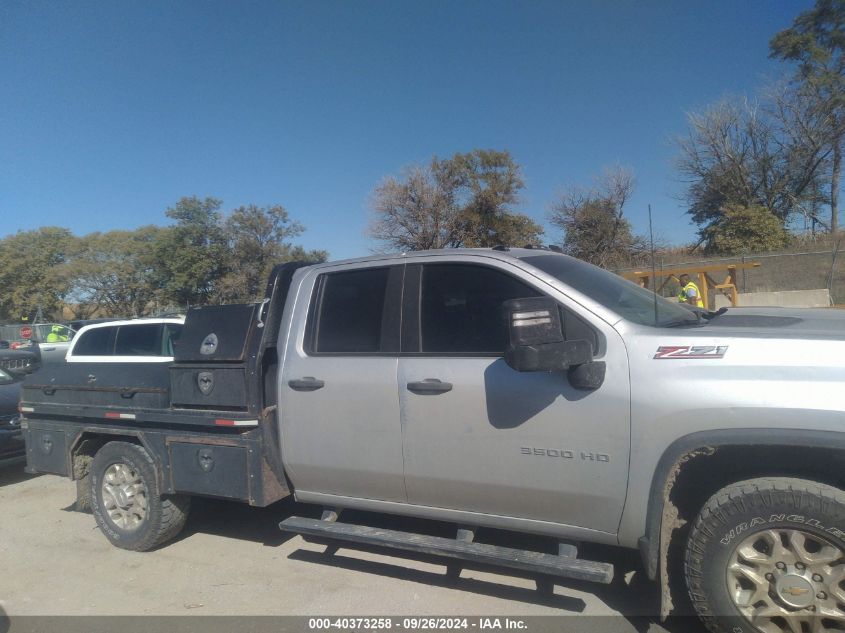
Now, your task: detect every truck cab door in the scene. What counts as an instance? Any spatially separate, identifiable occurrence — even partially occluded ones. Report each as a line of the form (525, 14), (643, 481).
(279, 263), (407, 503)
(398, 260), (631, 534)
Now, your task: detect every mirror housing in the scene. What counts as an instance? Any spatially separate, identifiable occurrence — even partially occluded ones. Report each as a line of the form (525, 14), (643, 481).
(505, 338), (593, 372)
(568, 361), (606, 390)
(502, 297), (605, 390)
(503, 297), (592, 371)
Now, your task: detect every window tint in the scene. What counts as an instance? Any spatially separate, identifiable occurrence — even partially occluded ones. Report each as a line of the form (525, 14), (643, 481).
(163, 324), (182, 356)
(115, 324), (163, 356)
(312, 267), (391, 354)
(420, 264), (542, 354)
(74, 327), (115, 356)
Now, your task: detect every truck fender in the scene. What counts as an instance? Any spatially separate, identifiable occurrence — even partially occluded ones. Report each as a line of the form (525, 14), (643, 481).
(640, 428), (845, 619)
(69, 428), (162, 486)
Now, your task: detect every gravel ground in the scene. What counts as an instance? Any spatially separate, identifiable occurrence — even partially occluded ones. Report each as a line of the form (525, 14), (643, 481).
(0, 465), (706, 633)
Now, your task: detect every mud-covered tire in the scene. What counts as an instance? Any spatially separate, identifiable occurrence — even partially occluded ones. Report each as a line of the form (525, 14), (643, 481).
(686, 477), (845, 633)
(90, 441), (190, 551)
(75, 474), (92, 512)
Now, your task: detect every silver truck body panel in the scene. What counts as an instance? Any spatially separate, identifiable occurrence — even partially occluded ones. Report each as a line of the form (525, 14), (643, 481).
(398, 355), (630, 533)
(275, 248), (845, 550)
(279, 260), (406, 502)
(278, 251), (632, 539)
(294, 489), (619, 545)
(615, 316), (845, 547)
(397, 253), (630, 535)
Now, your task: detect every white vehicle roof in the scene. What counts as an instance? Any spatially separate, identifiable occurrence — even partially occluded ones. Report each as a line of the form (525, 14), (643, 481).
(67, 317), (185, 362)
(74, 317), (184, 335)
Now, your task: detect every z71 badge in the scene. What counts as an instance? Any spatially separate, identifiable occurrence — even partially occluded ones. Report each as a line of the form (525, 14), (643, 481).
(654, 345), (728, 359)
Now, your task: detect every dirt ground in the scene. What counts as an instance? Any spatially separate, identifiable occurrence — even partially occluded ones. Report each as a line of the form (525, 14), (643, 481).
(0, 465), (706, 633)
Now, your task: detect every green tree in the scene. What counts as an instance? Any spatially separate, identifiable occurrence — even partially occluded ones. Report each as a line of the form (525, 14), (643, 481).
(0, 227), (76, 321)
(438, 149), (543, 247)
(771, 0), (845, 232)
(369, 166), (462, 251)
(153, 197), (228, 308)
(71, 227), (164, 318)
(549, 167), (647, 268)
(703, 204), (792, 254)
(216, 204), (327, 303)
(676, 95), (830, 240)
(369, 149), (543, 250)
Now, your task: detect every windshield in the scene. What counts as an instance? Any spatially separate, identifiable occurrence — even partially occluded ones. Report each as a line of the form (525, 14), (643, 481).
(0, 368), (14, 385)
(521, 254), (698, 327)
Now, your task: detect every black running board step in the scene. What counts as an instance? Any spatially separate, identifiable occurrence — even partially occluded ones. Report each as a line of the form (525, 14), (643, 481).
(279, 516), (613, 584)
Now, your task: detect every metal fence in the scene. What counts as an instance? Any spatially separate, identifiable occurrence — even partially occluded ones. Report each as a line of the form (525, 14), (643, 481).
(616, 247), (845, 306)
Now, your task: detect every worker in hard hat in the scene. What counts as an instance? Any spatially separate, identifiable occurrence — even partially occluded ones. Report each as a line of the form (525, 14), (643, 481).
(46, 325), (70, 343)
(677, 274), (704, 308)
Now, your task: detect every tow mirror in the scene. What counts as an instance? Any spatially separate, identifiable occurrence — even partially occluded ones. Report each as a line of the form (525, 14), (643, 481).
(568, 360), (606, 390)
(503, 297), (590, 370)
(502, 297), (605, 390)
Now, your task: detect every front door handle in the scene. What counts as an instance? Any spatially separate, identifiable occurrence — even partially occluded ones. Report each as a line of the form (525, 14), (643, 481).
(41, 347), (56, 352)
(407, 379), (453, 394)
(288, 377), (325, 392)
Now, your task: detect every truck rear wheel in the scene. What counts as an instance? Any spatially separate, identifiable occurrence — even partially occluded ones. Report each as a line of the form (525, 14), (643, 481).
(90, 441), (190, 551)
(685, 477), (845, 633)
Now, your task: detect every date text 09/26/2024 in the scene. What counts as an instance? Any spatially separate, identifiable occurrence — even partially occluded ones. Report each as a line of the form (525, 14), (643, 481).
(308, 618), (528, 630)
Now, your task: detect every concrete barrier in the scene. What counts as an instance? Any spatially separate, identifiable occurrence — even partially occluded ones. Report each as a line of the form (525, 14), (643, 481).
(714, 288), (832, 309)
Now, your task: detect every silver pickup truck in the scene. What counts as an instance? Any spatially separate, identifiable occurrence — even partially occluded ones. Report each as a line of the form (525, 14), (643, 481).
(20, 248), (845, 633)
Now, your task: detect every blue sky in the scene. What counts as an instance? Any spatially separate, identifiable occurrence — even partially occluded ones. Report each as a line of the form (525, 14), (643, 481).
(1, 1), (813, 261)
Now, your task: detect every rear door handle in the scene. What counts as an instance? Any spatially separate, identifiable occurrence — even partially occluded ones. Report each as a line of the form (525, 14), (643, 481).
(407, 379), (453, 394)
(41, 347), (56, 352)
(288, 377), (325, 392)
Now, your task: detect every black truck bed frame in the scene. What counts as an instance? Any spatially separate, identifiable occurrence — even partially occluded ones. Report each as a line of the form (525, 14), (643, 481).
(21, 262), (308, 507)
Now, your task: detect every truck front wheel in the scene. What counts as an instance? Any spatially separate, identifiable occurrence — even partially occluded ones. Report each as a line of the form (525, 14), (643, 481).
(686, 477), (845, 633)
(90, 441), (190, 551)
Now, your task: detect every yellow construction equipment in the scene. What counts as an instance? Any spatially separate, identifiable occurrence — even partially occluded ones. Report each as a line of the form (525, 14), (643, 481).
(621, 262), (761, 310)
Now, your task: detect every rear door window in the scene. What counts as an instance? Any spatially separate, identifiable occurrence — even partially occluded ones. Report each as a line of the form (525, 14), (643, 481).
(73, 327), (116, 356)
(114, 324), (164, 356)
(308, 267), (392, 354)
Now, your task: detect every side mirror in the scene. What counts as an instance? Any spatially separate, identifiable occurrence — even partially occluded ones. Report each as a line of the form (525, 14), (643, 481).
(502, 297), (605, 390)
(568, 360), (606, 391)
(503, 297), (591, 371)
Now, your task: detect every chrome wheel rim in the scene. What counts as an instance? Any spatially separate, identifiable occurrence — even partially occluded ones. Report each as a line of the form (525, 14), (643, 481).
(101, 462), (148, 531)
(727, 528), (845, 632)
